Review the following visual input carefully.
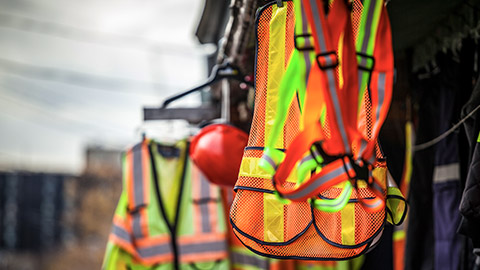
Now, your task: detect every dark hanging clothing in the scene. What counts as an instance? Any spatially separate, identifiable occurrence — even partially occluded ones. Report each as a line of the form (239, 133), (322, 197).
(458, 76), (480, 269)
(432, 84), (463, 270)
(404, 75), (437, 270)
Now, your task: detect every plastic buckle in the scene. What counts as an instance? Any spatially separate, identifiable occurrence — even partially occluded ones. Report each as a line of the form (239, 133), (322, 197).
(294, 34), (314, 51)
(128, 204), (147, 214)
(356, 52), (375, 72)
(316, 51), (339, 70)
(351, 158), (370, 182)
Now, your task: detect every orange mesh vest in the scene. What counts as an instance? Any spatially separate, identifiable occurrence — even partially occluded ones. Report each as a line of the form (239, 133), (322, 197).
(230, 0), (399, 261)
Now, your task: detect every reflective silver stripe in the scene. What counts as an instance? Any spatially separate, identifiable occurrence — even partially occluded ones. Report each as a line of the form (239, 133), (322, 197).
(327, 68), (351, 152)
(433, 163), (460, 183)
(132, 212), (143, 238)
(300, 4), (312, 82)
(131, 143), (146, 238)
(285, 161), (352, 200)
(112, 223), (131, 243)
(360, 0), (379, 59)
(363, 197), (382, 209)
(314, 183), (351, 208)
(138, 242), (172, 258)
(358, 70), (364, 91)
(375, 73), (386, 125)
(372, 180), (383, 194)
(179, 240), (226, 255)
(300, 154), (314, 165)
(232, 251), (268, 269)
(132, 143), (145, 208)
(199, 173), (212, 233)
(262, 155), (277, 170)
(308, 0), (326, 51)
(308, 0), (350, 152)
(357, 139), (368, 159)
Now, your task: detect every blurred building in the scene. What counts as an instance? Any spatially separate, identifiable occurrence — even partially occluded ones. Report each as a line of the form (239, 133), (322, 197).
(0, 145), (123, 270)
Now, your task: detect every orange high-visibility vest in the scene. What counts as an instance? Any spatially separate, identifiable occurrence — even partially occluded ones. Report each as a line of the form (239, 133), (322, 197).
(105, 139), (229, 269)
(230, 0), (404, 261)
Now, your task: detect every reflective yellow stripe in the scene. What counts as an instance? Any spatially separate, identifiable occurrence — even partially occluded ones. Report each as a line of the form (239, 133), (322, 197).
(338, 32), (345, 89)
(341, 203), (355, 245)
(265, 4), (287, 149)
(264, 192), (284, 242)
(239, 157), (272, 179)
(240, 156), (298, 183)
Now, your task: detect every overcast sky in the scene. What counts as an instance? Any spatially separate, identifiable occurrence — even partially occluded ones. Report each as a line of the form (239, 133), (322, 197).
(0, 0), (212, 174)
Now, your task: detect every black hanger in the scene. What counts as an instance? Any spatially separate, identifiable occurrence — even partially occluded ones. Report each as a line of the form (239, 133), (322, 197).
(161, 61), (253, 108)
(276, 0), (283, 7)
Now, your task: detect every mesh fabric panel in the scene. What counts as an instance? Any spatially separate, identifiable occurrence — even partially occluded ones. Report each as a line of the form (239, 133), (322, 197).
(230, 0), (386, 260)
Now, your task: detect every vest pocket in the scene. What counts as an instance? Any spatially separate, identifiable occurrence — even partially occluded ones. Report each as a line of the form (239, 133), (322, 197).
(231, 185), (312, 245)
(311, 169), (387, 248)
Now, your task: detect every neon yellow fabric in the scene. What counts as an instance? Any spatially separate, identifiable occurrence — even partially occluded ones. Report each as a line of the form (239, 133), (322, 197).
(154, 147), (184, 225)
(386, 171), (407, 225)
(341, 203), (356, 245)
(102, 140), (229, 269)
(356, 0), (383, 108)
(265, 4), (288, 149)
(386, 187), (407, 225)
(240, 157), (273, 179)
(264, 192), (285, 242)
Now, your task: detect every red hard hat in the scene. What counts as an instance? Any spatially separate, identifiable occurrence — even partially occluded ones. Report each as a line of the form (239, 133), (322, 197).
(190, 124), (248, 187)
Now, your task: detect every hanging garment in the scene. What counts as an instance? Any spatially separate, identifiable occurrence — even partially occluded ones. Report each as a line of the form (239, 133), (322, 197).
(432, 84), (463, 270)
(459, 76), (480, 268)
(405, 55), (468, 270)
(103, 139), (229, 270)
(230, 0), (405, 261)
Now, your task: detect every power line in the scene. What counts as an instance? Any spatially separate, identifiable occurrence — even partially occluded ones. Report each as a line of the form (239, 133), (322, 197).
(413, 103), (480, 151)
(0, 11), (214, 57)
(0, 57), (179, 93)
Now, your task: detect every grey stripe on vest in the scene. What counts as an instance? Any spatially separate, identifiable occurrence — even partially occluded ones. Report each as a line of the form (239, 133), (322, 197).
(132, 212), (143, 239)
(286, 161), (352, 200)
(433, 163), (460, 183)
(314, 183), (351, 208)
(327, 68), (351, 153)
(138, 242), (172, 258)
(232, 251), (268, 269)
(357, 139), (368, 159)
(132, 143), (146, 238)
(262, 155), (277, 170)
(112, 223), (131, 243)
(360, 0), (379, 61)
(309, 0), (326, 51)
(199, 173), (212, 233)
(300, 4), (312, 83)
(179, 240), (226, 255)
(300, 154), (314, 165)
(132, 143), (145, 208)
(308, 0), (351, 152)
(375, 73), (386, 127)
